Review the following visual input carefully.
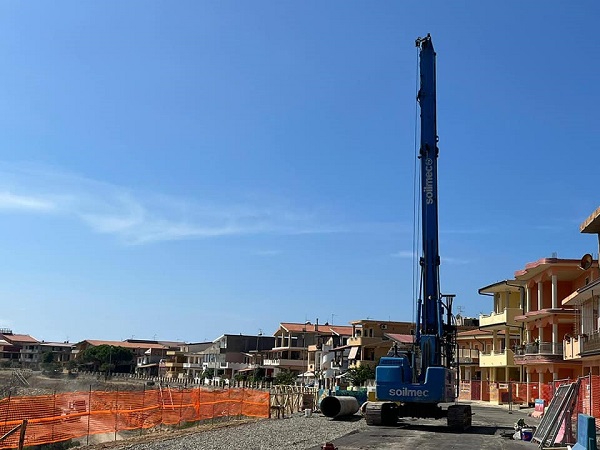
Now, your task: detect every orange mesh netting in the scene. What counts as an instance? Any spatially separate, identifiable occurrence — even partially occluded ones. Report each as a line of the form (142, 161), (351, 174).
(0, 387), (269, 449)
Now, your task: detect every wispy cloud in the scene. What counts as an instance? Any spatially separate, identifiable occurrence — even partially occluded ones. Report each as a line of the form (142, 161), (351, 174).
(0, 191), (55, 211)
(0, 162), (347, 245)
(391, 250), (470, 265)
(391, 250), (416, 259)
(254, 250), (282, 256)
(441, 256), (471, 265)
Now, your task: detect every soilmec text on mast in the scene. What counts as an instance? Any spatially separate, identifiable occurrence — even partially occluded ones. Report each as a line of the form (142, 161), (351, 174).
(364, 34), (472, 430)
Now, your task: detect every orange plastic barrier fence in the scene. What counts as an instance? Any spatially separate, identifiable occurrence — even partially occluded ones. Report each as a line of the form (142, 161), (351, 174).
(0, 387), (269, 449)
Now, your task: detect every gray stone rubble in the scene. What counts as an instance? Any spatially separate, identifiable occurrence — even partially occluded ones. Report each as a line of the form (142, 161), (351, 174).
(114, 412), (366, 450)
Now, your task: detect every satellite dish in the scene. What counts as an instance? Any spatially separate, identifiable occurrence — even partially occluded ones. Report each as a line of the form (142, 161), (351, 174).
(581, 253), (593, 270)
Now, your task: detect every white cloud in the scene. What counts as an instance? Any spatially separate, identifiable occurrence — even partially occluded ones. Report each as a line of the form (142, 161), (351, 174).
(391, 250), (416, 258)
(0, 162), (344, 245)
(442, 256), (471, 265)
(0, 191), (55, 211)
(254, 250), (281, 256)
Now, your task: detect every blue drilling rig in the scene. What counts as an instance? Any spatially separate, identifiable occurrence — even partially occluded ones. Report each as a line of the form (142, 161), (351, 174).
(364, 34), (472, 430)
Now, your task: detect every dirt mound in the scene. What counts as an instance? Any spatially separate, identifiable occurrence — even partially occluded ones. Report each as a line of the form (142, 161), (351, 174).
(0, 370), (150, 397)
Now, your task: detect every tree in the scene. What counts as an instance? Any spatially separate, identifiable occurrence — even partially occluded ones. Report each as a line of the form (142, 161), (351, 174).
(79, 345), (134, 373)
(274, 369), (297, 385)
(251, 367), (266, 382)
(345, 365), (375, 386)
(40, 351), (60, 375)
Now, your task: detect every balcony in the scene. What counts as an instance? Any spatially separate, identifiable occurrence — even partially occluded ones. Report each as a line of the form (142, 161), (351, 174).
(457, 349), (479, 364)
(183, 362), (203, 369)
(479, 307), (522, 329)
(330, 359), (345, 370)
(479, 349), (515, 367)
(263, 358), (306, 369)
(579, 331), (600, 356)
(514, 341), (564, 363)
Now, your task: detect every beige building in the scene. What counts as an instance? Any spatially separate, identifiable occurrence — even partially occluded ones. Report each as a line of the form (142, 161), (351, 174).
(347, 320), (414, 369)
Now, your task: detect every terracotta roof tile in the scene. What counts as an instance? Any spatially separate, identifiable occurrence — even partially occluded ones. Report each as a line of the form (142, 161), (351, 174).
(1, 334), (39, 344)
(385, 333), (414, 344)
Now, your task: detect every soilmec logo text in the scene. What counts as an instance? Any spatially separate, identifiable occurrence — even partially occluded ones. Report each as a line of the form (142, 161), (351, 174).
(424, 158), (434, 205)
(389, 388), (430, 398)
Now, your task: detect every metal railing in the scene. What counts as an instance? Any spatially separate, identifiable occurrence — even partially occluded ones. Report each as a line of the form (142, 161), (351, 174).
(515, 341), (563, 356)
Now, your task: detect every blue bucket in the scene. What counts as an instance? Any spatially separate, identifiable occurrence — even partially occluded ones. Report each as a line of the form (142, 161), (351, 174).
(521, 429), (533, 441)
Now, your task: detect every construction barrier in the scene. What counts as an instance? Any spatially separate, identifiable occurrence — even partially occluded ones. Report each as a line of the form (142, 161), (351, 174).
(0, 387), (269, 449)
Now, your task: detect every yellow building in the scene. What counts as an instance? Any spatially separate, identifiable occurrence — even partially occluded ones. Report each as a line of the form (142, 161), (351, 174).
(347, 320), (413, 369)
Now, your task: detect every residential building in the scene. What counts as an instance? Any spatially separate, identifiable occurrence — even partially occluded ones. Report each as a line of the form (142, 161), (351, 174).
(263, 322), (326, 375)
(347, 320), (414, 369)
(195, 334), (276, 380)
(306, 325), (353, 388)
(512, 257), (585, 403)
(477, 280), (525, 382)
(0, 332), (41, 368)
(562, 206), (600, 375)
(39, 342), (74, 365)
(182, 342), (213, 380)
(0, 329), (21, 366)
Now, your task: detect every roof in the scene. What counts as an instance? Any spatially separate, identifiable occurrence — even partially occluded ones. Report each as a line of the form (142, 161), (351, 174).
(580, 206), (600, 234)
(40, 342), (74, 348)
(478, 280), (524, 295)
(326, 325), (353, 336)
(385, 333), (414, 344)
(277, 323), (353, 335)
(514, 308), (578, 322)
(1, 334), (39, 344)
(514, 258), (585, 282)
(349, 319), (413, 327)
(563, 277), (600, 306)
(79, 340), (168, 350)
(456, 329), (517, 338)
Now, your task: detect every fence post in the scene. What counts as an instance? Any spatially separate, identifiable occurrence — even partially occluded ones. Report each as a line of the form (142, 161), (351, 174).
(114, 388), (119, 442)
(87, 385), (92, 445)
(590, 372), (593, 417)
(178, 387), (184, 428)
(140, 383), (146, 436)
(51, 389), (57, 443)
(17, 419), (27, 450)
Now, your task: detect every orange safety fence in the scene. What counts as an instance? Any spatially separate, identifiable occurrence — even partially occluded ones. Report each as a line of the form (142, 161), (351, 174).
(0, 387), (270, 449)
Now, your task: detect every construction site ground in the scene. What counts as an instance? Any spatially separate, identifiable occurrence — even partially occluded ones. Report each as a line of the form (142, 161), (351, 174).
(1, 372), (569, 450)
(308, 402), (551, 450)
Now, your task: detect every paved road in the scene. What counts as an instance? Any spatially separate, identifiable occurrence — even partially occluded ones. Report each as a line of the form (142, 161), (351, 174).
(308, 403), (542, 450)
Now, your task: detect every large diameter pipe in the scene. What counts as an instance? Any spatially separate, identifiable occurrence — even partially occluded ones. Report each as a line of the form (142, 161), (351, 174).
(320, 396), (360, 418)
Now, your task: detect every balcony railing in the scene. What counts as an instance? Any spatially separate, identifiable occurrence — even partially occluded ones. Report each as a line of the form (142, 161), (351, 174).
(479, 307), (522, 328)
(579, 332), (600, 354)
(479, 349), (515, 367)
(457, 349), (479, 364)
(514, 341), (563, 356)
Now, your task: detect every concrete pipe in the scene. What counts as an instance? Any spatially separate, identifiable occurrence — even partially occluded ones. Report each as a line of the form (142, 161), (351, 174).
(320, 396), (360, 418)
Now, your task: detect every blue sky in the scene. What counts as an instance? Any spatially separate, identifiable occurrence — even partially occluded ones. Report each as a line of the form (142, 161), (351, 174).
(0, 2), (598, 343)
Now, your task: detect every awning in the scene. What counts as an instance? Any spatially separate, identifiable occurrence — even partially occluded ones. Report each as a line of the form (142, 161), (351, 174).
(348, 346), (359, 360)
(563, 278), (600, 306)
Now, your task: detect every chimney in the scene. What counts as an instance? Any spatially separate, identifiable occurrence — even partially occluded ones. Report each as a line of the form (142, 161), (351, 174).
(315, 318), (319, 332)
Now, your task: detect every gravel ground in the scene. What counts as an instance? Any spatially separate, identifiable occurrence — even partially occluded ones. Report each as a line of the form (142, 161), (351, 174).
(110, 413), (367, 450)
